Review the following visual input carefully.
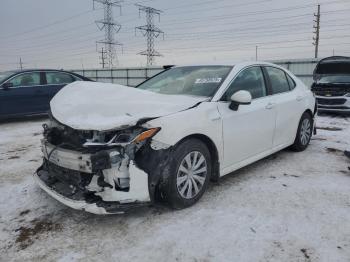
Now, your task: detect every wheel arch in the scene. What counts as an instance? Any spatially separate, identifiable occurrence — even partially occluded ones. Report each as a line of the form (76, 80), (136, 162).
(175, 133), (220, 182)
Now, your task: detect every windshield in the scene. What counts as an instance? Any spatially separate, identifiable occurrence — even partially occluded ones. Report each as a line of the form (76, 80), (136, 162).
(319, 75), (350, 84)
(137, 66), (232, 97)
(0, 71), (15, 83)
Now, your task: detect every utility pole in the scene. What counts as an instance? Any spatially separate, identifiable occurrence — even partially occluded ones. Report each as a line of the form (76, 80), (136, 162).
(19, 57), (23, 70)
(255, 46), (258, 61)
(135, 4), (164, 66)
(93, 0), (123, 68)
(99, 47), (107, 68)
(313, 4), (320, 59)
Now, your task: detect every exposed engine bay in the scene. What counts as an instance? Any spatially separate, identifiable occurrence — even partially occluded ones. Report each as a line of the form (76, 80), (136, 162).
(35, 115), (171, 214)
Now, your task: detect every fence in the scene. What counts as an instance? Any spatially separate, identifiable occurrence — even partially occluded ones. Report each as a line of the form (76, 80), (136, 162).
(72, 67), (164, 87)
(72, 58), (320, 87)
(272, 58), (319, 87)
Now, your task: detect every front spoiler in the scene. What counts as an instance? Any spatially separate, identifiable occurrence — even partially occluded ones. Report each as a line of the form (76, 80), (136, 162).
(34, 169), (150, 215)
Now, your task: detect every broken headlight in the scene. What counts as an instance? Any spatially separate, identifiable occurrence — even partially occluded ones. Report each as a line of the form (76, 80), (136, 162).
(84, 127), (161, 147)
(113, 127), (160, 144)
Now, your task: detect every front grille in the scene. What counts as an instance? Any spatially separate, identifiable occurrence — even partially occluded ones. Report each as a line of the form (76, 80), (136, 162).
(318, 105), (350, 109)
(44, 160), (93, 188)
(317, 98), (346, 105)
(312, 84), (350, 97)
(315, 90), (347, 96)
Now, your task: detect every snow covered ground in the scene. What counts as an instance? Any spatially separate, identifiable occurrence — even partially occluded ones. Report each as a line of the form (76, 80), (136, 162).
(0, 115), (349, 262)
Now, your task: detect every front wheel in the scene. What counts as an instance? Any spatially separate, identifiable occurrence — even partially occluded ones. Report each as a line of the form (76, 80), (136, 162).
(161, 138), (211, 209)
(290, 112), (313, 152)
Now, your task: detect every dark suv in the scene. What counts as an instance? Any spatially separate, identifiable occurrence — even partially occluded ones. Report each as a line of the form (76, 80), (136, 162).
(311, 56), (350, 114)
(0, 69), (91, 119)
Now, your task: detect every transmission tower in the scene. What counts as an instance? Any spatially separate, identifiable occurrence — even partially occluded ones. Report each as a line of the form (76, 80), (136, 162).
(93, 0), (123, 68)
(313, 4), (321, 58)
(135, 4), (164, 66)
(99, 47), (107, 68)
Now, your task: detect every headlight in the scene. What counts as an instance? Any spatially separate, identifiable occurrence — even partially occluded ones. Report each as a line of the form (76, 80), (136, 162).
(133, 127), (161, 143)
(345, 93), (350, 97)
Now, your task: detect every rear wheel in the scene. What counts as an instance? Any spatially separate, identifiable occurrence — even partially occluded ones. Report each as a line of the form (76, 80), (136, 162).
(290, 112), (313, 152)
(162, 138), (211, 209)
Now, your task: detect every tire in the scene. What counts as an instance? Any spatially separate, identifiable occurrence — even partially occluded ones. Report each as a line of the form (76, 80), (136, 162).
(161, 138), (211, 209)
(290, 112), (313, 152)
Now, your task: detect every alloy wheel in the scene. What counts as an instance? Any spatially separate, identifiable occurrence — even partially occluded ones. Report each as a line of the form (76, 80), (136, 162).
(176, 151), (208, 199)
(300, 118), (311, 145)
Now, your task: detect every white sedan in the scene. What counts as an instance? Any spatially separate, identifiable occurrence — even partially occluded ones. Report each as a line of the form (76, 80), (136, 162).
(35, 62), (316, 214)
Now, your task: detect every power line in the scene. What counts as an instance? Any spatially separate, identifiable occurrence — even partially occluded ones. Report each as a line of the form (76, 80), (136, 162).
(135, 4), (164, 66)
(94, 0), (123, 68)
(0, 9), (98, 41)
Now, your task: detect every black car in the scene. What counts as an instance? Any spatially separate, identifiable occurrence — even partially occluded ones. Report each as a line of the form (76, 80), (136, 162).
(0, 69), (91, 119)
(311, 56), (350, 114)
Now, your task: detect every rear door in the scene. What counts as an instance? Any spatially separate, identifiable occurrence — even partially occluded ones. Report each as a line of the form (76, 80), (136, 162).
(0, 72), (43, 117)
(263, 66), (302, 147)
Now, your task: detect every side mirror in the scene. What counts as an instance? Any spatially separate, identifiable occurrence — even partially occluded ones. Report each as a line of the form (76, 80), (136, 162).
(229, 90), (252, 111)
(2, 82), (13, 89)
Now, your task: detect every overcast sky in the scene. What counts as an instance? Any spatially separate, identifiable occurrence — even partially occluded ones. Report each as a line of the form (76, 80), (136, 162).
(0, 0), (349, 70)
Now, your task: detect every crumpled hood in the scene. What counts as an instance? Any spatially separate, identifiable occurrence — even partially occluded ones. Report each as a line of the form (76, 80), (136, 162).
(50, 81), (207, 131)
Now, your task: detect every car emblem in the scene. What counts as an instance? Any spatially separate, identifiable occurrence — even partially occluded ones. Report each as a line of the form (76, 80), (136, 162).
(325, 94), (331, 97)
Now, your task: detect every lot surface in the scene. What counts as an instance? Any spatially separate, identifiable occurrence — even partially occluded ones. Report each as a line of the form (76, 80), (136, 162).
(0, 115), (349, 262)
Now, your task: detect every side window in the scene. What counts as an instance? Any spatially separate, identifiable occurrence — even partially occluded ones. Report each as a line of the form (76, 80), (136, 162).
(286, 73), (296, 90)
(265, 67), (290, 94)
(222, 66), (266, 100)
(8, 72), (41, 87)
(46, 72), (75, 85)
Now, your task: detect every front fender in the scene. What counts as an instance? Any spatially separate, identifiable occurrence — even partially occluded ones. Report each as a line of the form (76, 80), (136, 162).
(143, 102), (223, 164)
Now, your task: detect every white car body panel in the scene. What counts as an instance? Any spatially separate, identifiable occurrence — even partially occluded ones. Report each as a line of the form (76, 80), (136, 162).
(145, 102), (224, 162)
(217, 96), (276, 170)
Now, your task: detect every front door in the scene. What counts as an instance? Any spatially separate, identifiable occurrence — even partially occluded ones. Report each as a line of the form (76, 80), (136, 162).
(217, 66), (276, 170)
(0, 72), (43, 117)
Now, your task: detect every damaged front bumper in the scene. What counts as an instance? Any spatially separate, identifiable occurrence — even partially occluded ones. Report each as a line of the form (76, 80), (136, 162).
(35, 139), (152, 214)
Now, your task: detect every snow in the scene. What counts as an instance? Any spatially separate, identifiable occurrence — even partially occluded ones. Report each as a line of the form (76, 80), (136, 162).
(50, 81), (207, 131)
(1, 115), (350, 261)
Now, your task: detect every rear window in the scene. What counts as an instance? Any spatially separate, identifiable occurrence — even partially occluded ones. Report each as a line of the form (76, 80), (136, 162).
(265, 67), (290, 94)
(46, 72), (75, 85)
(319, 75), (350, 83)
(286, 74), (296, 89)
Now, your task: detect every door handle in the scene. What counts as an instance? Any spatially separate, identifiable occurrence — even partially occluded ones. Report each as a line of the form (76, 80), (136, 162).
(296, 95), (303, 101)
(265, 102), (275, 109)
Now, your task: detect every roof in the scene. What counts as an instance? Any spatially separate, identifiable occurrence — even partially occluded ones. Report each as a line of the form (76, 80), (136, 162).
(174, 61), (279, 67)
(0, 69), (91, 83)
(4, 69), (74, 73)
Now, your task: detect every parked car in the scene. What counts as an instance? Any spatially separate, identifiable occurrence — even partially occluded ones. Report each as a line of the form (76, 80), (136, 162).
(311, 56), (350, 114)
(34, 62), (316, 214)
(0, 69), (91, 119)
